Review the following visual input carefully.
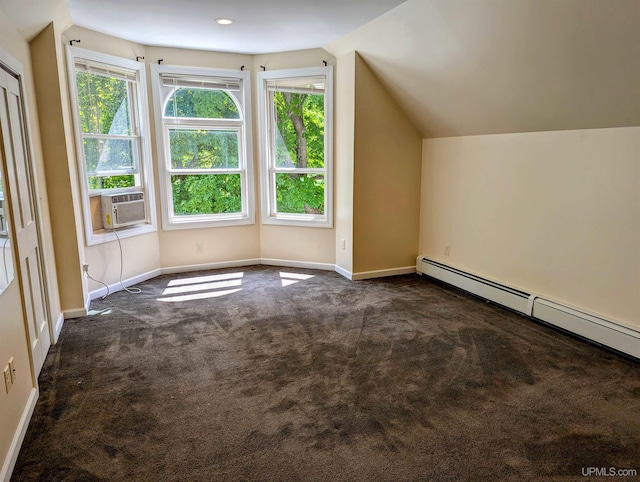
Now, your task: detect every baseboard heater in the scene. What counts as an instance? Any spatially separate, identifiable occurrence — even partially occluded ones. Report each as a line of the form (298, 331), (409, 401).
(416, 257), (639, 360)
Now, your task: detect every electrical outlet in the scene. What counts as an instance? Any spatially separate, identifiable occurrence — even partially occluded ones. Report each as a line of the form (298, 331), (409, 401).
(445, 244), (451, 256)
(3, 365), (11, 394)
(8, 357), (15, 384)
(196, 243), (204, 253)
(82, 263), (89, 273)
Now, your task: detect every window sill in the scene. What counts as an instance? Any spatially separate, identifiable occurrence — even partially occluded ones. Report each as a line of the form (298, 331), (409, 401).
(262, 215), (333, 228)
(162, 214), (255, 231)
(86, 222), (157, 246)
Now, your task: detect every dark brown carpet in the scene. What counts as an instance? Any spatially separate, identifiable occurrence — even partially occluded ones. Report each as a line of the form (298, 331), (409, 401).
(11, 265), (640, 481)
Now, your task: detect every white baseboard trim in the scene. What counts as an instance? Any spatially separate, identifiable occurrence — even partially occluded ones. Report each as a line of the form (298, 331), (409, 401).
(417, 256), (639, 360)
(260, 258), (335, 271)
(334, 265), (352, 280)
(1, 387), (38, 482)
(88, 268), (162, 301)
(161, 259), (261, 275)
(63, 307), (88, 319)
(52, 312), (64, 342)
(162, 258), (335, 275)
(352, 266), (416, 281)
(62, 293), (92, 321)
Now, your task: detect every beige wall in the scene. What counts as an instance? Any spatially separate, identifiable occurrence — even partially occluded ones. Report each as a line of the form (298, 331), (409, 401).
(159, 227), (259, 269)
(420, 127), (640, 328)
(0, 7), (58, 475)
(85, 232), (160, 284)
(0, 282), (33, 474)
(352, 53), (422, 274)
(334, 52), (356, 274)
(31, 23), (87, 312)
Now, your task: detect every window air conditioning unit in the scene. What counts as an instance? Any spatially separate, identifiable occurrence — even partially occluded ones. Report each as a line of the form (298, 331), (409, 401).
(101, 192), (146, 229)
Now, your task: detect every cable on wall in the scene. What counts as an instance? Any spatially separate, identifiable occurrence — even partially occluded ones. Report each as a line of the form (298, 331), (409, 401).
(84, 265), (110, 300)
(2, 237), (9, 285)
(111, 228), (142, 294)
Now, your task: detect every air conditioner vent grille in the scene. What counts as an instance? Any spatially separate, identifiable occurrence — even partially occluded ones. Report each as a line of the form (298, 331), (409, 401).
(110, 192), (144, 204)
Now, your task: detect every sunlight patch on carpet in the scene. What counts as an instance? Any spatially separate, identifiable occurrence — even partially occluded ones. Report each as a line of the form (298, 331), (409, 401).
(167, 272), (244, 287)
(279, 271), (314, 287)
(158, 272), (245, 302)
(87, 308), (113, 316)
(163, 279), (242, 295)
(157, 288), (242, 303)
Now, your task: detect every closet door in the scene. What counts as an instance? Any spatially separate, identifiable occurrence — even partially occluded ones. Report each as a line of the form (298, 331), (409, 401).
(0, 66), (51, 376)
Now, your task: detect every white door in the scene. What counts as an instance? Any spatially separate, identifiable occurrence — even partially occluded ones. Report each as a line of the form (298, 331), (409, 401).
(0, 65), (51, 376)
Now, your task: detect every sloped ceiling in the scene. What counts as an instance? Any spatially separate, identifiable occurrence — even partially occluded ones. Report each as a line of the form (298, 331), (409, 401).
(325, 0), (640, 138)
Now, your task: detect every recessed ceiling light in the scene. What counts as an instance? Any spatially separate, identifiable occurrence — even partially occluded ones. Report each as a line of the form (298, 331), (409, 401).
(215, 18), (234, 25)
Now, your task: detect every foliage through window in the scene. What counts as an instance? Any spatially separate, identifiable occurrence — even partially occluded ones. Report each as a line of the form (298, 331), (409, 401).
(258, 67), (333, 227)
(151, 67), (254, 228)
(73, 61), (142, 191)
(67, 46), (156, 245)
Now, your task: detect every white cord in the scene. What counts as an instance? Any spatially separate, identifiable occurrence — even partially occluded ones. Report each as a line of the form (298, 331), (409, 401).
(85, 269), (110, 300)
(2, 236), (9, 285)
(111, 228), (141, 294)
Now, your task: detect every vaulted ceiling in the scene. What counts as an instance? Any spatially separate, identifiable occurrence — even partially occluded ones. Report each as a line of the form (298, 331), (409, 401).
(2, 0), (639, 138)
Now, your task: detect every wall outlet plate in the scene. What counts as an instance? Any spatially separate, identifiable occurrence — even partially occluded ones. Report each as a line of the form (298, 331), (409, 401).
(8, 357), (15, 384)
(3, 365), (11, 394)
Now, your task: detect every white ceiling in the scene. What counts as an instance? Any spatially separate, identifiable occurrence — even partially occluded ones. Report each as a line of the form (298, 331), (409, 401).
(326, 0), (640, 137)
(65, 0), (407, 54)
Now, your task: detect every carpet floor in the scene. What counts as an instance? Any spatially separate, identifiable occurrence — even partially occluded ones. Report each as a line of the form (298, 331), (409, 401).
(11, 265), (640, 481)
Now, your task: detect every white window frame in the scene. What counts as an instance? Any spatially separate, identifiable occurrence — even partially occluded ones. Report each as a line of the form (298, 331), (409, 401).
(257, 66), (333, 228)
(66, 46), (157, 246)
(150, 64), (254, 230)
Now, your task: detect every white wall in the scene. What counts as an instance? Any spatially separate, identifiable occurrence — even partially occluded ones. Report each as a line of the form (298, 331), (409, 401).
(420, 126), (640, 328)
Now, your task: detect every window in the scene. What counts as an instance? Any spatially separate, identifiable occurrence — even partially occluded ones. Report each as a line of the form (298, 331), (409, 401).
(67, 46), (156, 245)
(257, 67), (333, 227)
(150, 65), (254, 229)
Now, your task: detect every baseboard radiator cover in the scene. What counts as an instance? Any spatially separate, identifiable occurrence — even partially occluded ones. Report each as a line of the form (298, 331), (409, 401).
(416, 257), (639, 360)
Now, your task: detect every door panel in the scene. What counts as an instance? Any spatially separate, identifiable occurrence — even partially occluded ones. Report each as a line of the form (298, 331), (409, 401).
(0, 66), (51, 376)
